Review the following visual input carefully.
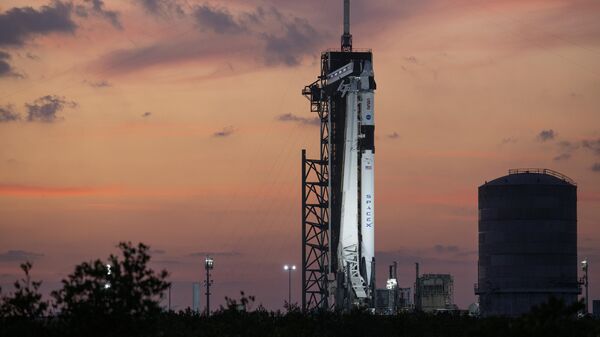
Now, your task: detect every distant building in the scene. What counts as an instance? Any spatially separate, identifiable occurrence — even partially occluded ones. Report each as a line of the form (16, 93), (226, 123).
(192, 282), (201, 312)
(415, 274), (455, 312)
(468, 302), (480, 317)
(476, 169), (579, 317)
(375, 288), (398, 314)
(398, 287), (412, 307)
(593, 300), (600, 318)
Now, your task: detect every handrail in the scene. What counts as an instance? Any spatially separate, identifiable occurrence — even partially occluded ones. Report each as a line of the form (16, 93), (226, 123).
(321, 48), (372, 53)
(508, 168), (576, 185)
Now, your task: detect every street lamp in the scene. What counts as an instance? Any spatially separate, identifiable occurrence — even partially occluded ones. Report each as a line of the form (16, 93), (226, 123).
(582, 260), (589, 314)
(205, 256), (214, 316)
(283, 264), (296, 306)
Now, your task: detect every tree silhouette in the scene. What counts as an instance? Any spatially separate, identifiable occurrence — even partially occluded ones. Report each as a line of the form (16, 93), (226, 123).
(52, 242), (169, 320)
(0, 262), (48, 319)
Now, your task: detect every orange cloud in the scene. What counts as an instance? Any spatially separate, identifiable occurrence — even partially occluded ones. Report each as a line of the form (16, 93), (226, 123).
(0, 184), (113, 197)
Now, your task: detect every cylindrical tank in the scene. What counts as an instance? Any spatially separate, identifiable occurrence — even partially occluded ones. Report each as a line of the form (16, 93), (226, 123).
(476, 168), (579, 317)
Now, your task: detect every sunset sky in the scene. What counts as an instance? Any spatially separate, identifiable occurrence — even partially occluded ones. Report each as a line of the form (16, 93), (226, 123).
(1, 0), (599, 310)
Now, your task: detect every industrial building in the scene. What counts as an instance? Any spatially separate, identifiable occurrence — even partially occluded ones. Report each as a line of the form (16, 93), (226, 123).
(414, 273), (455, 312)
(375, 289), (398, 314)
(375, 263), (399, 314)
(301, 0), (377, 311)
(413, 263), (455, 312)
(594, 300), (599, 318)
(476, 168), (580, 317)
(398, 288), (412, 308)
(374, 263), (413, 314)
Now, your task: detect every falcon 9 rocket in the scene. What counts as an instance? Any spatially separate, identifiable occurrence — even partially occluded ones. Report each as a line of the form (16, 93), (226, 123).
(301, 0), (376, 310)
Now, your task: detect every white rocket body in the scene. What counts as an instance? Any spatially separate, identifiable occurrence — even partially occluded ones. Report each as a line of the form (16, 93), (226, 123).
(336, 60), (375, 300)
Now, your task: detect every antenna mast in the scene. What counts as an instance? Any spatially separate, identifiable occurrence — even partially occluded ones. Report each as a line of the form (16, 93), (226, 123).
(341, 0), (353, 51)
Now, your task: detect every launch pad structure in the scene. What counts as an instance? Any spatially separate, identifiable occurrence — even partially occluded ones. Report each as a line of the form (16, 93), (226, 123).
(301, 0), (376, 311)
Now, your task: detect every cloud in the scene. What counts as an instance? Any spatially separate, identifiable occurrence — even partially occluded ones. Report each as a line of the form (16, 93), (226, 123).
(582, 138), (600, 156)
(545, 137), (600, 163)
(98, 35), (243, 74)
(150, 249), (166, 255)
(142, 111), (152, 118)
(377, 244), (475, 265)
(433, 244), (459, 254)
(261, 15), (320, 66)
(135, 0), (184, 17)
(0, 105), (20, 122)
(85, 0), (122, 29)
(557, 140), (579, 153)
(387, 132), (400, 139)
(276, 113), (319, 126)
(404, 56), (418, 64)
(537, 129), (556, 142)
(0, 50), (14, 77)
(189, 251), (242, 257)
(0, 1), (77, 47)
(86, 79), (112, 88)
(500, 137), (517, 145)
(0, 50), (24, 78)
(0, 250), (44, 262)
(212, 126), (234, 138)
(193, 4), (244, 34)
(25, 52), (40, 60)
(0, 183), (99, 197)
(193, 5), (322, 66)
(376, 248), (470, 266)
(25, 95), (77, 122)
(99, 5), (323, 74)
(592, 163), (600, 172)
(553, 153), (571, 161)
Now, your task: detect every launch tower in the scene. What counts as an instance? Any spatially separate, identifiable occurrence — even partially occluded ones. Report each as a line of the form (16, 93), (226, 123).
(301, 0), (376, 311)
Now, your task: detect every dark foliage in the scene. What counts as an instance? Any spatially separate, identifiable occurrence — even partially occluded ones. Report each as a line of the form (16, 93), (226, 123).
(1, 246), (599, 337)
(48, 242), (169, 336)
(52, 242), (169, 319)
(0, 262), (48, 318)
(1, 298), (599, 337)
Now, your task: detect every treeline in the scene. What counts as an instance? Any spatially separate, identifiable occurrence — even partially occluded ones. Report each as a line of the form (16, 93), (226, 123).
(1, 242), (598, 337)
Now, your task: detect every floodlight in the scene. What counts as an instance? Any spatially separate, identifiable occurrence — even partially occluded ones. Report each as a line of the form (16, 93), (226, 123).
(205, 256), (214, 270)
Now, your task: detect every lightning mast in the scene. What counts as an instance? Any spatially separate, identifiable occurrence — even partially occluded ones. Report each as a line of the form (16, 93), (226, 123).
(302, 0), (376, 311)
(341, 0), (352, 51)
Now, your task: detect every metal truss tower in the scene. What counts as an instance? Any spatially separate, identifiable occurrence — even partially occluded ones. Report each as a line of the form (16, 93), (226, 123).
(301, 57), (330, 311)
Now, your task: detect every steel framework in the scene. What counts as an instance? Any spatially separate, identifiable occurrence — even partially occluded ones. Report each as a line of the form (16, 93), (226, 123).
(301, 55), (331, 311)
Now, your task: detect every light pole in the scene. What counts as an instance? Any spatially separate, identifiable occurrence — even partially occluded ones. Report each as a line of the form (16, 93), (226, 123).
(582, 260), (589, 314)
(204, 256), (214, 316)
(284, 265), (296, 305)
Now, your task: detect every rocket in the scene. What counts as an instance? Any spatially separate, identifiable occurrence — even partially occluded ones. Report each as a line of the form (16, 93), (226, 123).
(359, 61), (375, 292)
(336, 58), (376, 301)
(334, 0), (376, 302)
(302, 0), (376, 309)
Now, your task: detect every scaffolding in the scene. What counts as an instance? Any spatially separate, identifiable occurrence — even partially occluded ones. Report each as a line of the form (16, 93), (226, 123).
(301, 56), (331, 311)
